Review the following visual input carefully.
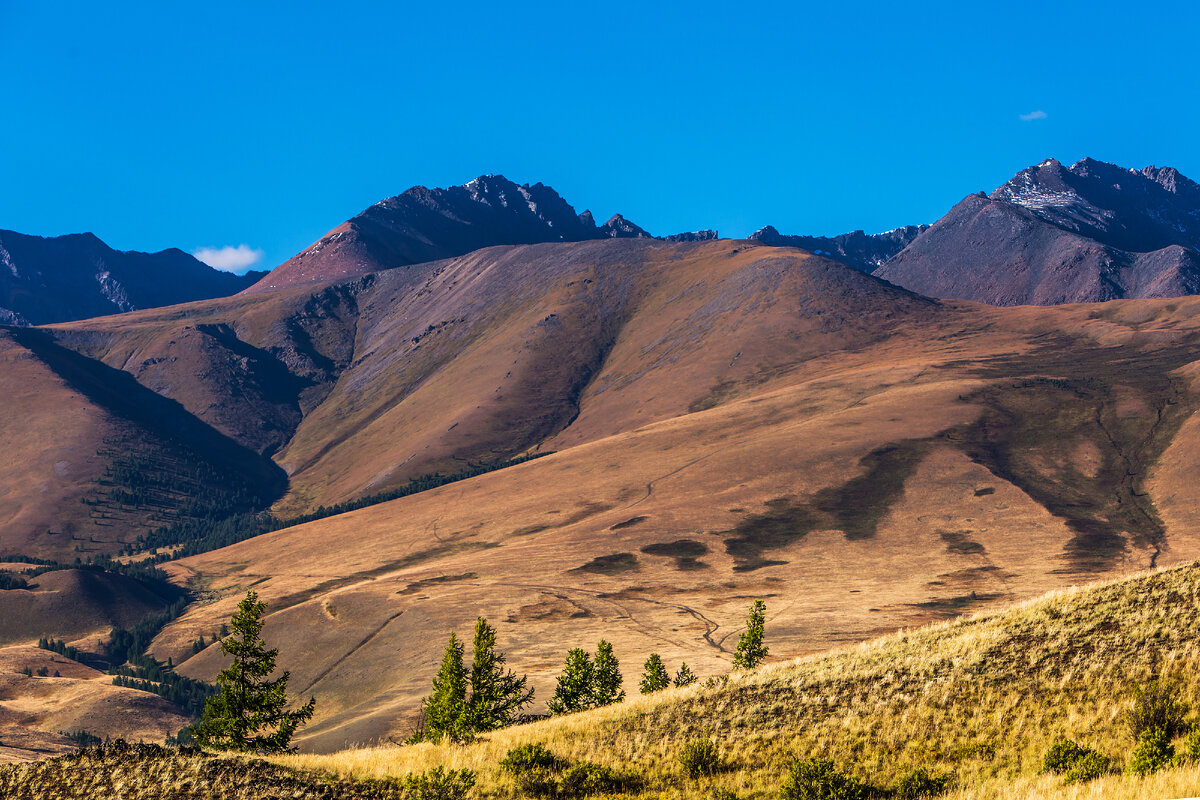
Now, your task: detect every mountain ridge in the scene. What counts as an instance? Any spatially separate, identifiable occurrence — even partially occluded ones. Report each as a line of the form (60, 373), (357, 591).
(0, 229), (263, 325)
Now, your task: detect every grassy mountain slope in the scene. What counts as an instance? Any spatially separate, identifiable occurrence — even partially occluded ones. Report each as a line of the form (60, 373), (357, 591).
(281, 560), (1200, 800)
(0, 327), (282, 559)
(152, 292), (1200, 751)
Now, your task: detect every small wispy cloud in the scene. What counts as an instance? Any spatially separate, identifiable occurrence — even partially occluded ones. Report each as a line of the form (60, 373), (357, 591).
(192, 244), (264, 274)
(1020, 110), (1048, 122)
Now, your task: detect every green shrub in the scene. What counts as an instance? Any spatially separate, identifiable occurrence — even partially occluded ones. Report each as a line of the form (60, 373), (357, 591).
(1124, 680), (1190, 740)
(711, 788), (737, 800)
(1126, 727), (1175, 777)
(559, 761), (635, 796)
(1041, 739), (1086, 774)
(896, 767), (949, 797)
(1041, 738), (1110, 783)
(1180, 728), (1200, 761)
(401, 766), (476, 800)
(1062, 750), (1110, 784)
(679, 739), (722, 777)
(781, 757), (872, 800)
(500, 742), (564, 774)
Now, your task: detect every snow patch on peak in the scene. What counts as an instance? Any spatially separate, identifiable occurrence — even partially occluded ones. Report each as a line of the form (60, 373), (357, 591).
(0, 244), (16, 278)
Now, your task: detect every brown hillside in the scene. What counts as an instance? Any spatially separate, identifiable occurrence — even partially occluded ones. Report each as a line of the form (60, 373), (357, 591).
(153, 293), (1200, 752)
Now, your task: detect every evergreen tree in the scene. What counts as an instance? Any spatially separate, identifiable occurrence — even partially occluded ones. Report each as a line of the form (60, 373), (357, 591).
(640, 653), (670, 694)
(192, 590), (315, 753)
(673, 662), (697, 687)
(548, 648), (594, 714)
(591, 640), (625, 707)
(732, 599), (768, 670)
(465, 617), (533, 732)
(423, 631), (468, 741)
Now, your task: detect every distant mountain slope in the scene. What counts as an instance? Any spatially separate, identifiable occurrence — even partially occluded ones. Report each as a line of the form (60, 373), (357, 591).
(246, 175), (656, 292)
(876, 158), (1200, 305)
(0, 325), (285, 559)
(0, 230), (262, 325)
(749, 224), (927, 271)
(54, 239), (940, 516)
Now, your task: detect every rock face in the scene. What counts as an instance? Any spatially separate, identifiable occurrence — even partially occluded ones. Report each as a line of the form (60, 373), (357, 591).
(663, 230), (719, 242)
(749, 225), (927, 272)
(0, 230), (261, 325)
(876, 159), (1200, 305)
(247, 175), (656, 292)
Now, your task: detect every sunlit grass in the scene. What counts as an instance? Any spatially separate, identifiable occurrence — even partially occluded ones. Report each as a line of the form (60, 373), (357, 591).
(280, 561), (1200, 799)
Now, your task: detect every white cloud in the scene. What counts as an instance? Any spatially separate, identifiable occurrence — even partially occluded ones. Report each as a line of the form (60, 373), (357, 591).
(192, 244), (265, 274)
(1020, 110), (1048, 122)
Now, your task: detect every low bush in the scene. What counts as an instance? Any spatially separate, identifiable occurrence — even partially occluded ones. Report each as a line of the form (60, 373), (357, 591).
(710, 788), (737, 800)
(560, 761), (635, 796)
(401, 766), (476, 800)
(1041, 739), (1086, 774)
(498, 746), (635, 797)
(1041, 738), (1110, 784)
(500, 743), (564, 775)
(1125, 728), (1175, 777)
(781, 757), (873, 800)
(1181, 728), (1200, 761)
(679, 739), (722, 778)
(896, 767), (949, 798)
(1062, 750), (1110, 784)
(1124, 680), (1190, 740)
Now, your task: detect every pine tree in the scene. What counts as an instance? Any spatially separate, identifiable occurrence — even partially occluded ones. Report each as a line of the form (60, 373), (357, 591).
(465, 617), (533, 732)
(591, 640), (625, 707)
(732, 599), (768, 670)
(640, 653), (671, 694)
(548, 648), (594, 713)
(192, 590), (315, 753)
(673, 662), (697, 687)
(423, 631), (467, 742)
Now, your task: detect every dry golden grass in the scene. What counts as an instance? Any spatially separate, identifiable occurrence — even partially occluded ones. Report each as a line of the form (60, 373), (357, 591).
(278, 561), (1200, 799)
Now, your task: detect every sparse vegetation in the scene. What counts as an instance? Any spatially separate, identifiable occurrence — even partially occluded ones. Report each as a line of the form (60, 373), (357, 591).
(548, 641), (624, 714)
(673, 662), (698, 687)
(1125, 727), (1174, 777)
(0, 741), (409, 799)
(193, 590), (315, 753)
(732, 599), (767, 670)
(781, 757), (872, 800)
(896, 767), (950, 797)
(419, 618), (532, 742)
(1123, 679), (1190, 740)
(678, 739), (722, 778)
(278, 562), (1200, 800)
(400, 766), (476, 800)
(640, 653), (670, 694)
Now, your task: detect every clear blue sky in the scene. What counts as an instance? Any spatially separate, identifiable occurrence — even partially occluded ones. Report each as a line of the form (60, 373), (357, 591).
(2, 1), (1197, 272)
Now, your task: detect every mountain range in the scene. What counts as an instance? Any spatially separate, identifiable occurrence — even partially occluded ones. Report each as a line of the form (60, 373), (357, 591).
(875, 158), (1200, 304)
(5, 157), (1200, 755)
(0, 230), (263, 325)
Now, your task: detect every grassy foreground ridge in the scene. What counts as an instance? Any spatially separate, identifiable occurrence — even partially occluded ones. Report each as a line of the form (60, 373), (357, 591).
(280, 561), (1200, 800)
(10, 561), (1200, 798)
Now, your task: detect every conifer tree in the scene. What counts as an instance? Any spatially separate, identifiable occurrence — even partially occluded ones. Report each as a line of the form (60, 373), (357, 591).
(732, 599), (768, 670)
(673, 662), (697, 687)
(466, 617), (533, 732)
(423, 631), (467, 741)
(193, 590), (315, 753)
(639, 653), (671, 694)
(591, 639), (625, 707)
(548, 648), (594, 714)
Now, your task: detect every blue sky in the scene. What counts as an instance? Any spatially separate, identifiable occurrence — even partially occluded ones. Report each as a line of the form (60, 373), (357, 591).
(1, 1), (1197, 273)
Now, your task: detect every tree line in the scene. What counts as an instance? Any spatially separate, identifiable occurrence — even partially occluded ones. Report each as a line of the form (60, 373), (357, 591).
(184, 592), (769, 753)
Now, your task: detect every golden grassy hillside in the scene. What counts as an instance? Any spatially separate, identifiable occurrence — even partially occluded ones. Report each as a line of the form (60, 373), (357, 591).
(280, 561), (1200, 800)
